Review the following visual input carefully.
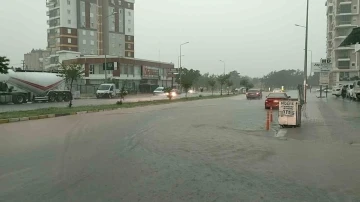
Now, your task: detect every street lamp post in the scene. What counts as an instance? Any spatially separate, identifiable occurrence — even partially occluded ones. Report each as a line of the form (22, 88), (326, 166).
(294, 0), (310, 103)
(104, 11), (117, 80)
(174, 55), (184, 88)
(219, 60), (226, 75)
(179, 42), (189, 91)
(305, 49), (313, 75)
(304, 0), (310, 103)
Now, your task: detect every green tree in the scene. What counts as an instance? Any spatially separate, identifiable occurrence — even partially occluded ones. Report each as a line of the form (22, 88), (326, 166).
(0, 56), (10, 74)
(175, 68), (201, 97)
(60, 63), (84, 108)
(217, 74), (230, 96)
(226, 80), (233, 95)
(262, 69), (304, 90)
(208, 75), (217, 95)
(240, 77), (254, 91)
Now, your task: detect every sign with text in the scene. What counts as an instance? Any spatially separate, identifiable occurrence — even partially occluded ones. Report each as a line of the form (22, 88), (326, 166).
(168, 68), (179, 73)
(142, 66), (159, 79)
(311, 62), (332, 73)
(320, 72), (330, 85)
(278, 100), (299, 126)
(279, 101), (296, 117)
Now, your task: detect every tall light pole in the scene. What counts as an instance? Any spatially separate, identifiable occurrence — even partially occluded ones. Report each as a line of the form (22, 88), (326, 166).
(305, 49), (313, 75)
(104, 11), (117, 80)
(294, 0), (310, 104)
(219, 60), (226, 75)
(174, 55), (184, 88)
(179, 42), (189, 91)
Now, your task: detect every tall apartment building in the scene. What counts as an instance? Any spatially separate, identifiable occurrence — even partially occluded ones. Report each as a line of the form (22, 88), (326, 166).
(326, 0), (360, 85)
(45, 0), (134, 69)
(24, 49), (51, 70)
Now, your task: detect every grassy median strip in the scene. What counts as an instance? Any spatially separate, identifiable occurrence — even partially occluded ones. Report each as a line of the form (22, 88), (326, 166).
(0, 94), (238, 119)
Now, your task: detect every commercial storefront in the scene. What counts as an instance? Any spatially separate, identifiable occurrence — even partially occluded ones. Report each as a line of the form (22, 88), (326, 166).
(62, 56), (175, 93)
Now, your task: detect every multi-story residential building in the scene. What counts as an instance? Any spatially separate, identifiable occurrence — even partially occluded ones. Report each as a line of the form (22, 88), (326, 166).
(45, 0), (134, 69)
(23, 49), (51, 70)
(326, 0), (360, 85)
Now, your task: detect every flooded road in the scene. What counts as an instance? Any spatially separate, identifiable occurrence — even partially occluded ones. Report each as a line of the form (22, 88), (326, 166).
(1, 93), (360, 201)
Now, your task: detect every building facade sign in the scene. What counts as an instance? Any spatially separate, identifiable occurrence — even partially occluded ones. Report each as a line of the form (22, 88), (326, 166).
(142, 66), (159, 79)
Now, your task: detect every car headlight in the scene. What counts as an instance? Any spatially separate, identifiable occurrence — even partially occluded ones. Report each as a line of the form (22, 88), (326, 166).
(171, 92), (176, 96)
(165, 92), (169, 96)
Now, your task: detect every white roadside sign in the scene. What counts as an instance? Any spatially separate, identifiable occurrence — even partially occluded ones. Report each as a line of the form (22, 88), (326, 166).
(311, 62), (332, 73)
(278, 100), (298, 126)
(320, 72), (330, 85)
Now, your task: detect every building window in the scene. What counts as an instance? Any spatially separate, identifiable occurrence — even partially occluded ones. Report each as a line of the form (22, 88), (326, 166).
(83, 39), (86, 44)
(127, 52), (131, 57)
(128, 3), (131, 8)
(83, 30), (86, 35)
(90, 31), (94, 36)
(119, 9), (122, 14)
(56, 38), (60, 43)
(90, 13), (94, 18)
(91, 40), (94, 45)
(118, 0), (121, 5)
(111, 0), (114, 4)
(128, 12), (131, 16)
(128, 28), (131, 32)
(128, 44), (131, 49)
(82, 11), (85, 16)
(68, 38), (72, 43)
(68, 19), (71, 24)
(67, 0), (70, 5)
(67, 29), (71, 34)
(67, 9), (71, 14)
(91, 22), (94, 27)
(89, 64), (95, 74)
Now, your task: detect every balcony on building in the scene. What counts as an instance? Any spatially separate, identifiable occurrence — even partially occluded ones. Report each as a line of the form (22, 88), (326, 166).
(335, 20), (357, 29)
(338, 0), (352, 6)
(336, 2), (354, 16)
(337, 51), (350, 62)
(337, 60), (351, 69)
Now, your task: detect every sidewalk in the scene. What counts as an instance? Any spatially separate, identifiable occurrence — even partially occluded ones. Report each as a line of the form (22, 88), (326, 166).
(79, 93), (153, 99)
(285, 92), (360, 144)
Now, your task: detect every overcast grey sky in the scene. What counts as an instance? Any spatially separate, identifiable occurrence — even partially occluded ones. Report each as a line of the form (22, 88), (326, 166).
(0, 0), (326, 77)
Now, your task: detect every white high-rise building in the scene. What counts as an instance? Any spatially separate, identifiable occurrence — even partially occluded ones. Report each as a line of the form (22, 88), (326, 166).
(45, 0), (135, 69)
(326, 0), (360, 85)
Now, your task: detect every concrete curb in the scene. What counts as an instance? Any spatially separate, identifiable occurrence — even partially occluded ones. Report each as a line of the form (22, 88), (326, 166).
(0, 94), (238, 125)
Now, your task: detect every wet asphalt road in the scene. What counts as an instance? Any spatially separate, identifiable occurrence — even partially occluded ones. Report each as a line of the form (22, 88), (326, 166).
(0, 92), (217, 113)
(1, 91), (360, 201)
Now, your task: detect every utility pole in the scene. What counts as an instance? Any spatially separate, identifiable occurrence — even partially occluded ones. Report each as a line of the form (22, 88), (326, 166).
(22, 60), (25, 70)
(303, 0), (309, 103)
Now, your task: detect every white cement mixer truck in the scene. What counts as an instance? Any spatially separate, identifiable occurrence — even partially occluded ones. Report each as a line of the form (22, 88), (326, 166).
(0, 70), (72, 104)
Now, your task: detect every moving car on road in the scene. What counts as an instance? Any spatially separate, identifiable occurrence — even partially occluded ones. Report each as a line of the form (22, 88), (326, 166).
(246, 89), (262, 99)
(153, 87), (165, 95)
(265, 92), (291, 109)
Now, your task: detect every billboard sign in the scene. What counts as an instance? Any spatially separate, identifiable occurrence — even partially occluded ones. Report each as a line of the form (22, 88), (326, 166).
(311, 62), (332, 73)
(168, 68), (179, 73)
(142, 66), (159, 79)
